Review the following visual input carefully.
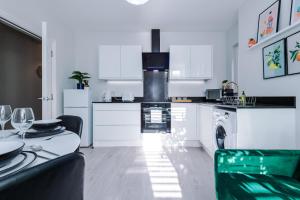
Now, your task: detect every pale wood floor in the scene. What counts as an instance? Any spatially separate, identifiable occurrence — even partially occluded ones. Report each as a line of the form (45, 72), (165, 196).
(81, 147), (215, 200)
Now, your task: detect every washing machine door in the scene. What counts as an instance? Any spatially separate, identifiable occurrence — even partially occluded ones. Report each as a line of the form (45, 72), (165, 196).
(215, 124), (227, 149)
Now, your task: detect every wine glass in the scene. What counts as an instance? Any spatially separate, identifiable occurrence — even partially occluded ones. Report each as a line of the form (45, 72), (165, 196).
(11, 108), (35, 140)
(0, 105), (12, 130)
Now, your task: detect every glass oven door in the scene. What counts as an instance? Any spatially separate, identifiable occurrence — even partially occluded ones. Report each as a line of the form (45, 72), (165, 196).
(142, 103), (171, 133)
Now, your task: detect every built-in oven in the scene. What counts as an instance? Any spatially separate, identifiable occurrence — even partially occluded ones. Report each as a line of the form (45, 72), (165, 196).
(141, 103), (171, 133)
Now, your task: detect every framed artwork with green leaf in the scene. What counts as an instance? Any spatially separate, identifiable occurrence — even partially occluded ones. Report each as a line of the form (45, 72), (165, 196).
(263, 39), (287, 79)
(287, 31), (300, 75)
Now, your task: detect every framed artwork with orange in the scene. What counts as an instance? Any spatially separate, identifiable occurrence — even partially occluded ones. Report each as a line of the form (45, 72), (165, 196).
(257, 0), (280, 42)
(291, 0), (300, 25)
(287, 31), (300, 75)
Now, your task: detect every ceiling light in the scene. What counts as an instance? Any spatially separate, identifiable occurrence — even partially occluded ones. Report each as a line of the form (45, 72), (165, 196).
(126, 0), (149, 5)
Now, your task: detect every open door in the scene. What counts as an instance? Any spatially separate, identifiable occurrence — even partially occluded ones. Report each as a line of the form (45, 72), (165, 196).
(41, 22), (56, 119)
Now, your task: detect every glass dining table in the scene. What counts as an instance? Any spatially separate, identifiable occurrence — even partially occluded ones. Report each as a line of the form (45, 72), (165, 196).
(0, 130), (81, 175)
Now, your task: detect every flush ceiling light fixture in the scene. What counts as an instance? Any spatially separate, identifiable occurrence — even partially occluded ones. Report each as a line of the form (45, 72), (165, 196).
(126, 0), (150, 5)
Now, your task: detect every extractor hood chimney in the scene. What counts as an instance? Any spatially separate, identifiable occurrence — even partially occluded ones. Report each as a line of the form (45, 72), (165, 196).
(142, 29), (169, 71)
(151, 29), (160, 53)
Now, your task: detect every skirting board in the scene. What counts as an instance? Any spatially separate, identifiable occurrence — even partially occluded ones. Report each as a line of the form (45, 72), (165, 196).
(93, 140), (202, 147)
(199, 142), (214, 159)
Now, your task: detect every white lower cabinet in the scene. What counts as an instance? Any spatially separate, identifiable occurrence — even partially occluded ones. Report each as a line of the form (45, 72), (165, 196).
(93, 103), (209, 147)
(93, 103), (141, 146)
(93, 126), (140, 141)
(171, 103), (197, 141)
(198, 104), (214, 156)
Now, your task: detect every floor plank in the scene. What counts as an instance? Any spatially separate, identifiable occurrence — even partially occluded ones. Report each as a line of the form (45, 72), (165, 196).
(81, 147), (215, 200)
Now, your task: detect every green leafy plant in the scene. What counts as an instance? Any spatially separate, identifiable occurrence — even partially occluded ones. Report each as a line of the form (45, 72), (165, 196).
(265, 46), (282, 69)
(69, 71), (91, 84)
(289, 42), (300, 63)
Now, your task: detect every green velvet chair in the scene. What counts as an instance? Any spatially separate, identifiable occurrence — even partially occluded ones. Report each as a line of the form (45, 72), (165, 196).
(215, 150), (300, 200)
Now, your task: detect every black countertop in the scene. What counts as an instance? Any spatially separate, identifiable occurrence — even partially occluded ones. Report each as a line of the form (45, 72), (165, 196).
(200, 102), (296, 110)
(93, 97), (296, 109)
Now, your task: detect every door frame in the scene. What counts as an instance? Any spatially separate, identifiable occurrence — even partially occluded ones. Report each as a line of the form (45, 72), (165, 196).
(42, 21), (56, 120)
(51, 40), (57, 118)
(0, 15), (56, 119)
(0, 14), (50, 119)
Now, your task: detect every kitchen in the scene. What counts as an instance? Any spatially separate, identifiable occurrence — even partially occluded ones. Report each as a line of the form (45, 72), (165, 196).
(70, 29), (295, 153)
(0, 0), (300, 199)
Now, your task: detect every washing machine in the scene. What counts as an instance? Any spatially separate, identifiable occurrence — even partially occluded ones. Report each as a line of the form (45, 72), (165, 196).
(212, 108), (237, 152)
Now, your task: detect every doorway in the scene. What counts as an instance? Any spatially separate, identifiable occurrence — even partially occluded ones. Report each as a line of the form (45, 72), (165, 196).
(231, 43), (239, 84)
(0, 20), (42, 120)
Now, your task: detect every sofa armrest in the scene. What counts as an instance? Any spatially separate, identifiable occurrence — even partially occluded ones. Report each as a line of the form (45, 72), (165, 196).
(215, 150), (300, 177)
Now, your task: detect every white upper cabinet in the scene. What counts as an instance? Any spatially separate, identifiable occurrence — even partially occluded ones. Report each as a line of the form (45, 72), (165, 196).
(190, 45), (213, 79)
(169, 46), (190, 79)
(99, 45), (121, 79)
(99, 45), (142, 80)
(121, 46), (142, 79)
(170, 45), (213, 80)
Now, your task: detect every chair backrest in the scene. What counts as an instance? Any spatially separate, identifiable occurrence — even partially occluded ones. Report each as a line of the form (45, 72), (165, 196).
(57, 115), (83, 137)
(0, 152), (85, 200)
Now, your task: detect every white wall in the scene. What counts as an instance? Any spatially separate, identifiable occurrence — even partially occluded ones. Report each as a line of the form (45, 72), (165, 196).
(239, 0), (300, 148)
(226, 23), (239, 81)
(74, 31), (228, 100)
(0, 0), (75, 116)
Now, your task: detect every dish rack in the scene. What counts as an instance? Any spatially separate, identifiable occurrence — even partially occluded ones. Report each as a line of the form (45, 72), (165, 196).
(222, 96), (257, 106)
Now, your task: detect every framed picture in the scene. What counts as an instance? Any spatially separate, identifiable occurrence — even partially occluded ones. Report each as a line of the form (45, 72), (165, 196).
(257, 0), (281, 42)
(290, 0), (300, 25)
(263, 39), (287, 79)
(287, 31), (300, 75)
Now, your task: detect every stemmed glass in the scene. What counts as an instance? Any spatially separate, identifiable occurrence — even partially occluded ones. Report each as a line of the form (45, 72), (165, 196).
(0, 105), (12, 131)
(11, 108), (35, 140)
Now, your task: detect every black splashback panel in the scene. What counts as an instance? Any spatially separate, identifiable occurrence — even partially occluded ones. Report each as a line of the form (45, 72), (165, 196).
(144, 71), (168, 102)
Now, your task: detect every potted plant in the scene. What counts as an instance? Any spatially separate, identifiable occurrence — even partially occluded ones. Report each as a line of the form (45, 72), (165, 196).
(69, 71), (91, 89)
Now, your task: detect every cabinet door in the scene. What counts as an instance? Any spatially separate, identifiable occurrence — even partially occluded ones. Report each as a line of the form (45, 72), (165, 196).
(190, 45), (213, 79)
(171, 103), (197, 140)
(93, 126), (140, 141)
(99, 45), (121, 79)
(121, 45), (142, 80)
(196, 104), (201, 140)
(199, 105), (214, 155)
(170, 46), (190, 80)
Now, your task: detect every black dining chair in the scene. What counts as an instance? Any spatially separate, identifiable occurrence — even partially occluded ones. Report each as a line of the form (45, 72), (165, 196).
(57, 115), (83, 138)
(0, 152), (85, 200)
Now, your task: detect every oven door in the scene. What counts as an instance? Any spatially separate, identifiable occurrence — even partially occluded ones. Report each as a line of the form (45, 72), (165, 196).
(142, 103), (171, 133)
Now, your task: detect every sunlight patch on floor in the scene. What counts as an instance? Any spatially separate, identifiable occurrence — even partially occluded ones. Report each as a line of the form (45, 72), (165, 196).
(143, 134), (183, 199)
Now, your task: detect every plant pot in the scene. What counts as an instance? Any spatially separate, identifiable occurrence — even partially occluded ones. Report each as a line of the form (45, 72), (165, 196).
(77, 83), (85, 90)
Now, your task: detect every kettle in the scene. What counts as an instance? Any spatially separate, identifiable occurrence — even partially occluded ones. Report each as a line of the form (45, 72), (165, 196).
(103, 91), (112, 102)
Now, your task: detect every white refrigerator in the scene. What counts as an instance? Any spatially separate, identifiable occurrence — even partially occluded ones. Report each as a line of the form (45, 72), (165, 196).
(64, 89), (92, 147)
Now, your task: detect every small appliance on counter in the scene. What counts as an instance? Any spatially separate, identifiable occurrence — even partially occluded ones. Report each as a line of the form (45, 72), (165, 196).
(206, 81), (239, 101)
(206, 89), (223, 101)
(103, 91), (112, 102)
(122, 93), (135, 102)
(223, 81), (239, 97)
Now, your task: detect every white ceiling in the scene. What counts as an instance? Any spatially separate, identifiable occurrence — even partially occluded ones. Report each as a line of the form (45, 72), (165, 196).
(40, 0), (246, 32)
